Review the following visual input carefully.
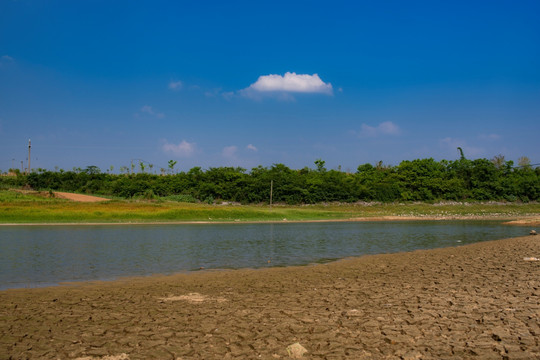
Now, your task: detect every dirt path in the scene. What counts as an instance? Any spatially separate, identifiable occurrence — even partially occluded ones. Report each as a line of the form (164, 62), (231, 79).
(1, 236), (539, 359)
(54, 192), (110, 203)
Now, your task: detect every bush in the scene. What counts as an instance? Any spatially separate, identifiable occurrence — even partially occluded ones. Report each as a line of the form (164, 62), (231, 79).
(161, 194), (197, 203)
(143, 189), (156, 200)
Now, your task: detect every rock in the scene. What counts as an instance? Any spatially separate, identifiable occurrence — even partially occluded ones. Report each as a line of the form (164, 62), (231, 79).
(530, 230), (537, 235)
(523, 257), (539, 261)
(74, 352), (130, 359)
(402, 351), (423, 360)
(286, 343), (308, 358)
(344, 309), (363, 317)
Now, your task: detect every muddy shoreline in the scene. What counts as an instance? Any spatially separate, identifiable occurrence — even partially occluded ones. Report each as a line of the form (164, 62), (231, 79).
(1, 214), (539, 227)
(1, 236), (539, 359)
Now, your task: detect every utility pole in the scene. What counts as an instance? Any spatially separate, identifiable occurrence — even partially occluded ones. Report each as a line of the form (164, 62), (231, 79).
(270, 180), (273, 207)
(27, 139), (31, 174)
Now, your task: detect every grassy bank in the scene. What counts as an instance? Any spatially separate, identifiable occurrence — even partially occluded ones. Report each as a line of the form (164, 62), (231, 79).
(0, 189), (539, 224)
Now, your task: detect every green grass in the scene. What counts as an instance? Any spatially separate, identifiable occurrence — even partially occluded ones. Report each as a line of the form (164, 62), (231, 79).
(0, 189), (538, 224)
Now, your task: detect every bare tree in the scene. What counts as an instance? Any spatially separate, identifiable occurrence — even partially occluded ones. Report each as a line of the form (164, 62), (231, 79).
(491, 154), (505, 169)
(518, 156), (531, 168)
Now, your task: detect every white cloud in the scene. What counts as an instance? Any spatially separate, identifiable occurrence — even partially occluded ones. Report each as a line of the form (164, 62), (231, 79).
(222, 145), (238, 158)
(440, 137), (462, 148)
(203, 88), (227, 98)
(141, 105), (153, 114)
(221, 91), (235, 100)
(358, 121), (400, 137)
(162, 140), (196, 157)
(168, 80), (183, 90)
(0, 55), (14, 67)
(243, 72), (333, 96)
(479, 133), (501, 141)
(140, 105), (164, 119)
(246, 144), (258, 152)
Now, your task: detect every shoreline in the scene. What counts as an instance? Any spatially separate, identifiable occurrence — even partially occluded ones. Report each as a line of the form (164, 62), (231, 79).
(1, 235), (539, 358)
(0, 223), (535, 292)
(1, 214), (539, 226)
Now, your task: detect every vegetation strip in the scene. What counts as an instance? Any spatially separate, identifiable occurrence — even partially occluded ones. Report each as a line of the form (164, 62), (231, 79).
(2, 157), (539, 204)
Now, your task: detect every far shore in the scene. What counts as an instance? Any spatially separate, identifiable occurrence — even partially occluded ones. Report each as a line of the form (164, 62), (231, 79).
(3, 189), (539, 226)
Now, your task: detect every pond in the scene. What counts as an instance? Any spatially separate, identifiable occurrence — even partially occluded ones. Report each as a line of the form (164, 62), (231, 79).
(0, 221), (528, 289)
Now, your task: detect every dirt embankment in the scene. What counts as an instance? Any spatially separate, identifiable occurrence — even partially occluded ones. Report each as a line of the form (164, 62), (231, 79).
(10, 189), (110, 203)
(1, 236), (539, 359)
(53, 192), (110, 203)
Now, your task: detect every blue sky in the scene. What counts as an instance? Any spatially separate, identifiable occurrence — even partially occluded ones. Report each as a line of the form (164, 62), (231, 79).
(1, 0), (539, 173)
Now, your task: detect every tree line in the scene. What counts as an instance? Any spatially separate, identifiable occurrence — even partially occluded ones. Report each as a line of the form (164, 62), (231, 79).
(2, 157), (539, 204)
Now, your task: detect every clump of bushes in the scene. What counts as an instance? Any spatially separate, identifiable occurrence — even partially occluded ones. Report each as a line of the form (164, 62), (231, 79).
(7, 158), (539, 204)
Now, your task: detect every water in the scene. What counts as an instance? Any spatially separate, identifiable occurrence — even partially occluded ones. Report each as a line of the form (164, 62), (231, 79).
(0, 221), (528, 290)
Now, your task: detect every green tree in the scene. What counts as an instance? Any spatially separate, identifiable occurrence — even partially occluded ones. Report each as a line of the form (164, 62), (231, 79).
(84, 165), (100, 175)
(168, 160), (178, 174)
(314, 159), (326, 173)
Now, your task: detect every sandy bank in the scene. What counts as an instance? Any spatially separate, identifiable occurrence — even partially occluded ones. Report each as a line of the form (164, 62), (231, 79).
(1, 235), (539, 359)
(53, 192), (111, 203)
(1, 214), (539, 227)
(503, 218), (540, 226)
(8, 190), (110, 203)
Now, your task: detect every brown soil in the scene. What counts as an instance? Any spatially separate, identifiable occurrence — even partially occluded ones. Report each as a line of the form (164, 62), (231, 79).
(53, 192), (110, 203)
(1, 236), (539, 359)
(9, 189), (110, 203)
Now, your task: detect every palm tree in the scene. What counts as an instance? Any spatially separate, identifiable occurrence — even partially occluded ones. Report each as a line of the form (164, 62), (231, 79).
(168, 160), (177, 174)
